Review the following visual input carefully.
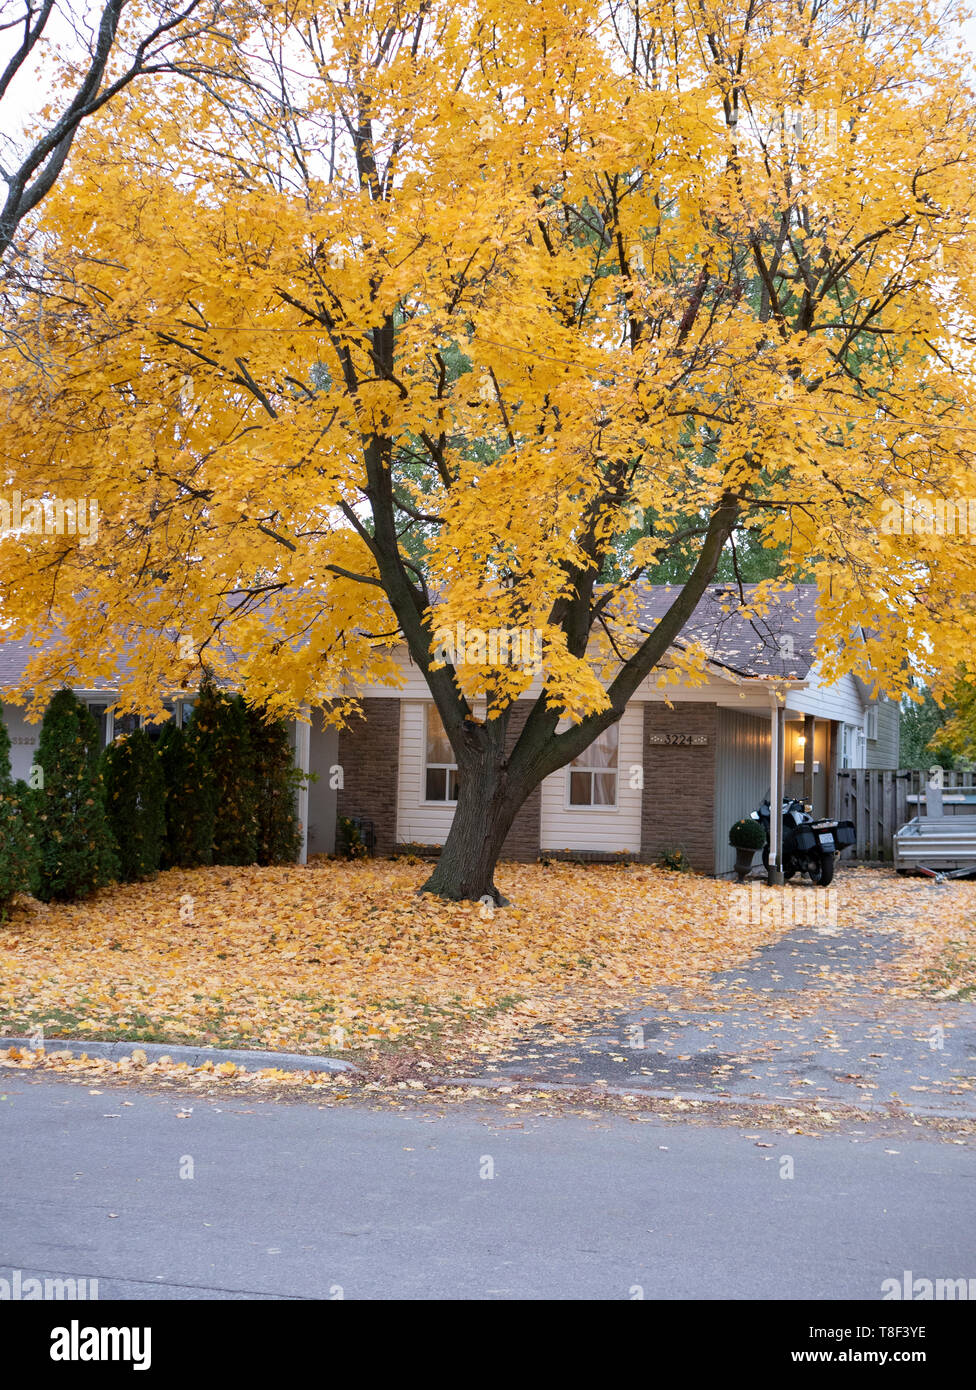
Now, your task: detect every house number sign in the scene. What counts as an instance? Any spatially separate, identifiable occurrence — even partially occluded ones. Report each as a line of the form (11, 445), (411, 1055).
(648, 734), (709, 746)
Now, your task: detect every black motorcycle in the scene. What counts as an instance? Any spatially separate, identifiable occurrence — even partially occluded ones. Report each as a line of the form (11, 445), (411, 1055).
(751, 797), (855, 887)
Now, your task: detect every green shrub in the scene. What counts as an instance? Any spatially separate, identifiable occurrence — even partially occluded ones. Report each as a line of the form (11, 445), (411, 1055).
(247, 706), (302, 865)
(336, 815), (369, 860)
(658, 845), (693, 872)
(0, 707), (37, 918)
(158, 721), (216, 868)
(101, 726), (166, 881)
(30, 689), (118, 902)
(729, 817), (767, 850)
(189, 681), (258, 866)
(0, 792), (35, 918)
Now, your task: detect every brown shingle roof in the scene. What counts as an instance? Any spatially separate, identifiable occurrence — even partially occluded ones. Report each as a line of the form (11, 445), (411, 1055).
(635, 584), (820, 680)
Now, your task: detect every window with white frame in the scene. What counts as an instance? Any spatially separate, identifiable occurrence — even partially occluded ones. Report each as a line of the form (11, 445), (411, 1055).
(104, 702), (178, 744)
(424, 705), (458, 802)
(568, 723), (618, 807)
(142, 700), (177, 743)
(840, 722), (865, 769)
(864, 702), (878, 741)
(85, 703), (111, 749)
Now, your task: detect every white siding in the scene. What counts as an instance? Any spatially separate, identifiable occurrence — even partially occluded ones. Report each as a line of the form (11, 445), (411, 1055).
(350, 647), (430, 699)
(354, 643), (869, 730)
(540, 706), (643, 853)
(2, 692), (117, 781)
(633, 669), (753, 702)
(790, 667), (866, 723)
(396, 700), (459, 845)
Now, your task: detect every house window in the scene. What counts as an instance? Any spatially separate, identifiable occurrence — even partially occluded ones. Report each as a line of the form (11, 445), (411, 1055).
(85, 703), (111, 748)
(864, 703), (878, 741)
(568, 724), (618, 807)
(142, 701), (176, 743)
(424, 705), (458, 803)
(840, 722), (865, 769)
(105, 703), (177, 744)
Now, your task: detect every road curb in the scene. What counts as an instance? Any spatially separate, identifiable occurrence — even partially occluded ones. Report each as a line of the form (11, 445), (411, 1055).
(0, 1037), (359, 1075)
(426, 1073), (976, 1121)
(4, 1041), (971, 1121)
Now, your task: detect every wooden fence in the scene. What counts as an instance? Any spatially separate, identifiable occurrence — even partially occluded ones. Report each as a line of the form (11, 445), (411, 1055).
(834, 769), (976, 861)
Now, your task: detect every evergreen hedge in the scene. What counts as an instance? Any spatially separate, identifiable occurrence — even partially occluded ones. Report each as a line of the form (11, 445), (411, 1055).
(0, 706), (37, 919)
(157, 721), (216, 868)
(30, 689), (118, 902)
(2, 683), (304, 895)
(248, 706), (302, 865)
(189, 682), (258, 866)
(101, 726), (166, 881)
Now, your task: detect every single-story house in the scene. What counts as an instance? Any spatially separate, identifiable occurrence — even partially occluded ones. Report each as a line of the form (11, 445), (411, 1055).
(0, 585), (900, 876)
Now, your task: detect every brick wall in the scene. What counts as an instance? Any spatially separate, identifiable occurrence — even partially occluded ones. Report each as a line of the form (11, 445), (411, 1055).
(500, 700), (541, 862)
(335, 698), (400, 857)
(641, 703), (718, 873)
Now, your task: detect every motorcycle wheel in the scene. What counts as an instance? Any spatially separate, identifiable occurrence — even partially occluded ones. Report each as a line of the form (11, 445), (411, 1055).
(809, 852), (834, 887)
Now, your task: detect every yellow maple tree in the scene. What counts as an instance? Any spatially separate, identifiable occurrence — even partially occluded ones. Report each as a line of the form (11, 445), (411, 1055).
(2, 0), (976, 899)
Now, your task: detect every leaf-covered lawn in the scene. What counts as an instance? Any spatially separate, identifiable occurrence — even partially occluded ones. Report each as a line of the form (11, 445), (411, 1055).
(1, 861), (973, 1064)
(0, 859), (772, 1059)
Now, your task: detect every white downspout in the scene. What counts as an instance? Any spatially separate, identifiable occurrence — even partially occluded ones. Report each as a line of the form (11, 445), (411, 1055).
(768, 690), (786, 885)
(294, 711), (310, 866)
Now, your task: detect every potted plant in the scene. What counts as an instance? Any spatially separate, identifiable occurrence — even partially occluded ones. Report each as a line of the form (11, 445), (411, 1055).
(729, 817), (766, 881)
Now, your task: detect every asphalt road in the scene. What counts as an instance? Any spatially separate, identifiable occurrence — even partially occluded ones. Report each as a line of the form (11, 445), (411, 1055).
(1, 1076), (973, 1299)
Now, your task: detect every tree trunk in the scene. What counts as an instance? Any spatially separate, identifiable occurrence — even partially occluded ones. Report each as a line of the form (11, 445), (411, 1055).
(418, 761), (527, 902)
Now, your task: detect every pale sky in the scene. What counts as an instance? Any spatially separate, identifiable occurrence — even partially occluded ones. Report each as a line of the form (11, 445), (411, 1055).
(1, 2), (975, 201)
(2, 0), (975, 151)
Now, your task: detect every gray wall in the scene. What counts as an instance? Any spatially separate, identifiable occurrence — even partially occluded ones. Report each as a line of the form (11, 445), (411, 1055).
(713, 708), (772, 875)
(784, 719), (831, 818)
(307, 713), (339, 857)
(865, 697), (900, 769)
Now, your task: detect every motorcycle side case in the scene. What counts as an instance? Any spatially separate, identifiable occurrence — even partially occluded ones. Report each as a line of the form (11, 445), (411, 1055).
(792, 827), (818, 853)
(834, 821), (856, 848)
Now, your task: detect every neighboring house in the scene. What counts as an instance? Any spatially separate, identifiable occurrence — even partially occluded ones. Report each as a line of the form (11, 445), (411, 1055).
(0, 585), (901, 876)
